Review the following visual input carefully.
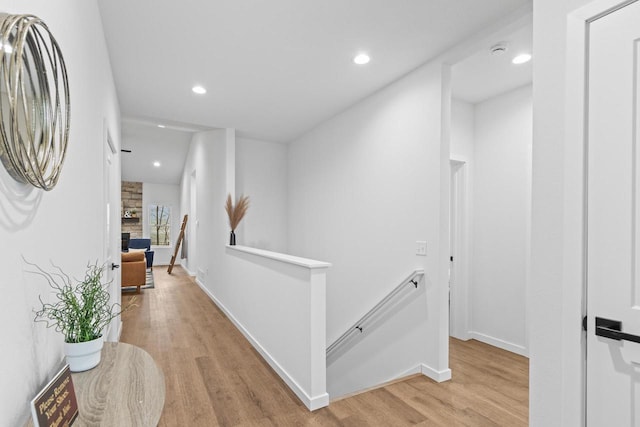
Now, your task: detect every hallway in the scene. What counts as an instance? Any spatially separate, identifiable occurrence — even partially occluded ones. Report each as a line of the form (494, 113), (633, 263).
(121, 267), (528, 426)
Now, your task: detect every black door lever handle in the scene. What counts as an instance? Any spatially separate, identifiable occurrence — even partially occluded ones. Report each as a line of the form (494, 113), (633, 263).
(595, 317), (640, 344)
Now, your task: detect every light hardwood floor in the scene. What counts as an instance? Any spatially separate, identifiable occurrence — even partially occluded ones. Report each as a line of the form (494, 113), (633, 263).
(121, 267), (528, 426)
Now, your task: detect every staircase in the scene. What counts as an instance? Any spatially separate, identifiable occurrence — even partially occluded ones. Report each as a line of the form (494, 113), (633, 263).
(326, 269), (428, 398)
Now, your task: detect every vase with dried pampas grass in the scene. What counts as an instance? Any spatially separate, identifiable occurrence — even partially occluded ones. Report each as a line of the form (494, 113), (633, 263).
(225, 194), (249, 245)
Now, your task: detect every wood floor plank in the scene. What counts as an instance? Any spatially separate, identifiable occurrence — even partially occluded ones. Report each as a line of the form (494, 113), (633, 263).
(121, 267), (529, 426)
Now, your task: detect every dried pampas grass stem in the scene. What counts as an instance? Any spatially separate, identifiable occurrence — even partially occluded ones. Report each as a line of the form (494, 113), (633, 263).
(225, 194), (250, 231)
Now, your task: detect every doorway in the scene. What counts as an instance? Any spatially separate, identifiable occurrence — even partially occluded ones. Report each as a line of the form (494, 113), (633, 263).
(103, 125), (121, 342)
(188, 169), (197, 276)
(448, 20), (532, 357)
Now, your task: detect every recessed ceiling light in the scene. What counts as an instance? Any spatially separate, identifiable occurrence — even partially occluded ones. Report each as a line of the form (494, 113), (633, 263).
(157, 124), (166, 128)
(153, 161), (161, 167)
(192, 85), (207, 95)
(353, 53), (370, 65)
(512, 53), (532, 65)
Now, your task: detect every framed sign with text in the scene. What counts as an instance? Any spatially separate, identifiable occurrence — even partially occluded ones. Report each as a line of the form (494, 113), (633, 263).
(30, 365), (78, 427)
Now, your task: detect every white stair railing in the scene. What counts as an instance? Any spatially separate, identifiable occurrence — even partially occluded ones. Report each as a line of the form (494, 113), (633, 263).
(326, 269), (425, 358)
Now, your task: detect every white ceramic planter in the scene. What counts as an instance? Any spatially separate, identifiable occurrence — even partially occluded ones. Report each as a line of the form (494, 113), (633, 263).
(64, 337), (104, 372)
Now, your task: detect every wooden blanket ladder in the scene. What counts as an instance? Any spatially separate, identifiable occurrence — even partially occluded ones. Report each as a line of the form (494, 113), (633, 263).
(168, 214), (188, 274)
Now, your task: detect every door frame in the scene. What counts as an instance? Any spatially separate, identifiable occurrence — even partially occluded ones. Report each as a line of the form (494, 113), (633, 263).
(564, 0), (639, 422)
(103, 123), (121, 342)
(188, 169), (197, 276)
(449, 159), (470, 340)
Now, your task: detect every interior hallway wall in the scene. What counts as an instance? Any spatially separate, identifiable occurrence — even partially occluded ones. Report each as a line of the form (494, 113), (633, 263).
(287, 60), (450, 396)
(449, 87), (531, 355)
(470, 85), (531, 355)
(180, 130), (229, 283)
(451, 99), (475, 161)
(0, 1), (121, 425)
(235, 137), (288, 252)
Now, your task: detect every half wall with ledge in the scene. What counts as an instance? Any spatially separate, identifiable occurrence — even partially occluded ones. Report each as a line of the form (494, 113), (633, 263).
(197, 244), (331, 411)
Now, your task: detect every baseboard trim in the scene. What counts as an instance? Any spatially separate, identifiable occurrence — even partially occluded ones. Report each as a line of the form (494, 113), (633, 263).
(331, 372), (423, 402)
(192, 279), (328, 411)
(450, 331), (471, 341)
(419, 363), (452, 382)
(333, 362), (450, 402)
(469, 331), (528, 357)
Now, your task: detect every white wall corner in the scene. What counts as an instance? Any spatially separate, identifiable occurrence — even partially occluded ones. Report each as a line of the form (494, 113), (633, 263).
(225, 128), (236, 198)
(309, 269), (328, 401)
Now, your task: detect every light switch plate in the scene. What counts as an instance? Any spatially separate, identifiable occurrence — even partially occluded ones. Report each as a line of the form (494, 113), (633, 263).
(416, 241), (427, 256)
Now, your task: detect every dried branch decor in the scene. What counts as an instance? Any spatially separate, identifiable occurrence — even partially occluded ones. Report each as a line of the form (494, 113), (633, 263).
(225, 194), (249, 245)
(225, 194), (249, 231)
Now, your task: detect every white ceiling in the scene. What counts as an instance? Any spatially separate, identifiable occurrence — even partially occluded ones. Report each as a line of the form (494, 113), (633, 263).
(98, 0), (531, 144)
(120, 119), (192, 185)
(103, 1), (532, 185)
(452, 22), (533, 104)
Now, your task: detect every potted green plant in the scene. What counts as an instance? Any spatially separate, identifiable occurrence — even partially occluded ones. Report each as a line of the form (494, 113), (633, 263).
(31, 261), (134, 372)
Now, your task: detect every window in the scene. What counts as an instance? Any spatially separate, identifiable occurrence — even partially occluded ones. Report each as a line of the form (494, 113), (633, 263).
(149, 205), (171, 246)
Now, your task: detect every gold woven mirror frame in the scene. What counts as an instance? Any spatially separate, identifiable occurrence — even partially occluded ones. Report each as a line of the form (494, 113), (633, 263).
(0, 14), (70, 191)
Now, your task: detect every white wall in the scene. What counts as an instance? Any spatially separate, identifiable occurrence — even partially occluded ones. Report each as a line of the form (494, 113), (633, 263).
(287, 60), (450, 396)
(204, 246), (329, 410)
(471, 85), (531, 355)
(179, 129), (331, 409)
(0, 1), (121, 425)
(531, 0), (592, 425)
(235, 137), (288, 252)
(451, 98), (475, 161)
(142, 182), (181, 265)
(180, 129), (229, 282)
(449, 88), (531, 355)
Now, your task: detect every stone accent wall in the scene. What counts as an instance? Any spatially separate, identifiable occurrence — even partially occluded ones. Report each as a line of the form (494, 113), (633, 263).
(121, 181), (142, 238)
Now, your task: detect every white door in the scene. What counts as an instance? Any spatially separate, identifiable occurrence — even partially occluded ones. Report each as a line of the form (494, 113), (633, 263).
(588, 1), (640, 424)
(104, 129), (121, 342)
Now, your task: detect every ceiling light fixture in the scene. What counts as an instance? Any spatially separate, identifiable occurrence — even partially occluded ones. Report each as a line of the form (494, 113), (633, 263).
(192, 85), (207, 95)
(353, 53), (370, 65)
(157, 124), (166, 128)
(153, 161), (161, 167)
(512, 53), (532, 65)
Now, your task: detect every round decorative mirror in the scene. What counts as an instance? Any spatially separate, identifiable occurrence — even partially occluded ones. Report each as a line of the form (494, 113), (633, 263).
(0, 14), (70, 191)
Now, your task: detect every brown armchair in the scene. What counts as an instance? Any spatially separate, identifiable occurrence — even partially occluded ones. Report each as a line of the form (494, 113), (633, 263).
(121, 251), (146, 293)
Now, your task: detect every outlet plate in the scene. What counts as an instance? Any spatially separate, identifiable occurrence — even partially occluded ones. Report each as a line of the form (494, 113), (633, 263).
(416, 241), (427, 256)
